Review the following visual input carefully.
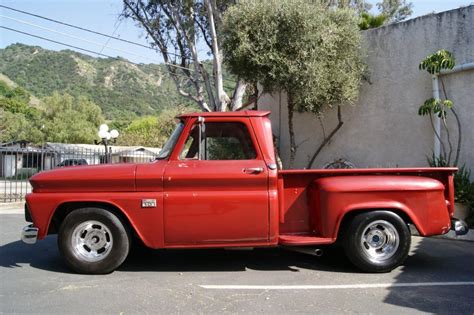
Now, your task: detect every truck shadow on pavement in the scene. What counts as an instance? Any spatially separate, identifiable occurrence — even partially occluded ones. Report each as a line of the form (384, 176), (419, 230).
(0, 235), (358, 274)
(0, 236), (72, 273)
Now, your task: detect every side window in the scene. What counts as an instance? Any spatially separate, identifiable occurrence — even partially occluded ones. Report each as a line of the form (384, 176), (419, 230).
(179, 125), (199, 160)
(179, 122), (257, 160)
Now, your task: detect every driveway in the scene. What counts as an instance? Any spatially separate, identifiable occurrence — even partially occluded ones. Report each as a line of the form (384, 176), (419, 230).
(1, 211), (473, 314)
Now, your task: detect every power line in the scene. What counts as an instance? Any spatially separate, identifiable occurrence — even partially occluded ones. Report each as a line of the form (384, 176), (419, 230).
(0, 4), (237, 84)
(0, 3), (186, 60)
(0, 4), (155, 51)
(1, 26), (237, 86)
(0, 26), (192, 77)
(1, 14), (163, 64)
(100, 18), (122, 54)
(1, 26), (126, 60)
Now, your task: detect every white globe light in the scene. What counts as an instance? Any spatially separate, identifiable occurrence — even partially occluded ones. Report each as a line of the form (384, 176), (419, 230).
(106, 133), (111, 140)
(110, 129), (119, 139)
(99, 124), (109, 132)
(98, 130), (109, 139)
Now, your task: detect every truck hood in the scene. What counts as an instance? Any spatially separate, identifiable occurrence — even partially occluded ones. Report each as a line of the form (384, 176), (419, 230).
(29, 163), (137, 193)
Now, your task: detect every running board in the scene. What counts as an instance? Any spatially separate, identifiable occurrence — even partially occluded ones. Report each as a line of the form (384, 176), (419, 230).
(278, 234), (334, 246)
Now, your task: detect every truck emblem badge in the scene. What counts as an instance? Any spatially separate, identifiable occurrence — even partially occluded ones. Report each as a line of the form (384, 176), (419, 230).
(141, 199), (157, 208)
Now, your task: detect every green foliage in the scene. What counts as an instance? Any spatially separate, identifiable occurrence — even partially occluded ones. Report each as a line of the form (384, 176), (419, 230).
(453, 166), (474, 204)
(0, 80), (44, 143)
(419, 49), (455, 75)
(0, 109), (44, 143)
(376, 0), (413, 22)
(0, 44), (202, 119)
(358, 12), (387, 30)
(117, 106), (191, 147)
(418, 98), (453, 119)
(427, 154), (449, 167)
(428, 157), (474, 219)
(322, 0), (412, 24)
(418, 49), (461, 166)
(40, 92), (105, 143)
(1, 81), (106, 144)
(222, 0), (365, 114)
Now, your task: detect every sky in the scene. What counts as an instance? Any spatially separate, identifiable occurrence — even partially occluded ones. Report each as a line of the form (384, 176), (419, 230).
(1, 0), (473, 64)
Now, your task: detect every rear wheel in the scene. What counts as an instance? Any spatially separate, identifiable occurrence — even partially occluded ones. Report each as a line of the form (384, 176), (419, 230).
(58, 207), (131, 274)
(343, 211), (411, 273)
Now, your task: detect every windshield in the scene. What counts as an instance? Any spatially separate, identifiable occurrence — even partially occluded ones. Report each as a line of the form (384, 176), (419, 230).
(155, 122), (184, 159)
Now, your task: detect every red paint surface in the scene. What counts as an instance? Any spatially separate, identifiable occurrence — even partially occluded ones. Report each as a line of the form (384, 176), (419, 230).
(26, 111), (457, 249)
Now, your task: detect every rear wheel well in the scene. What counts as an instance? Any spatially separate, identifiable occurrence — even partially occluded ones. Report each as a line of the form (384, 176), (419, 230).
(49, 202), (137, 240)
(337, 208), (414, 241)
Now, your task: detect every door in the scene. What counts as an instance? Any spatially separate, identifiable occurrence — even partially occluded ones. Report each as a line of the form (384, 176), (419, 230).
(163, 118), (269, 245)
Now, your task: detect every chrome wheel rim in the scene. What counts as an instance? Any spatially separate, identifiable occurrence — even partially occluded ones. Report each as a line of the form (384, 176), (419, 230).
(71, 220), (113, 262)
(360, 220), (399, 263)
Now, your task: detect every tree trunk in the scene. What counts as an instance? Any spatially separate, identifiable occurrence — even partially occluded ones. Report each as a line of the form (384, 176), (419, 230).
(287, 92), (296, 168)
(206, 0), (229, 111)
(307, 105), (344, 169)
(231, 79), (248, 111)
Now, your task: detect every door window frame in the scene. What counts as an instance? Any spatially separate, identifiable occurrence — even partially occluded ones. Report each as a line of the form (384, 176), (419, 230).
(169, 117), (263, 161)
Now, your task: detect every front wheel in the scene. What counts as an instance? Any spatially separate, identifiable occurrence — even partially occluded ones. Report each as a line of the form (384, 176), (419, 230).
(343, 211), (411, 273)
(58, 208), (131, 274)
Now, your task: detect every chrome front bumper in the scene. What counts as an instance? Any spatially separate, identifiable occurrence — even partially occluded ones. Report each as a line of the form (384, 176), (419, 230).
(451, 218), (469, 236)
(21, 225), (39, 244)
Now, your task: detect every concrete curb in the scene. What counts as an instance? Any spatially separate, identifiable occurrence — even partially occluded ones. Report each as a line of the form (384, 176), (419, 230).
(0, 202), (24, 209)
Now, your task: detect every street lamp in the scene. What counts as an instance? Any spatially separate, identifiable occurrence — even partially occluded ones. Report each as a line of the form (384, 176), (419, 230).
(95, 124), (119, 163)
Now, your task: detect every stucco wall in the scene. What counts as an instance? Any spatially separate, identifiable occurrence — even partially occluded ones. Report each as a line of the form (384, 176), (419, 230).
(258, 6), (474, 176)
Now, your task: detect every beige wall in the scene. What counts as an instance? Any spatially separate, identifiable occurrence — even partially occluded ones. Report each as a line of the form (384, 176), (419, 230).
(258, 6), (474, 176)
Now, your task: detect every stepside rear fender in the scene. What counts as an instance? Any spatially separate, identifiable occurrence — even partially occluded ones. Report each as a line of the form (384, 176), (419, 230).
(310, 175), (451, 239)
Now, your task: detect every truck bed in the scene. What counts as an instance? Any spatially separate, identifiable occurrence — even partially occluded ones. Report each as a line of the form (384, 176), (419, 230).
(277, 167), (456, 245)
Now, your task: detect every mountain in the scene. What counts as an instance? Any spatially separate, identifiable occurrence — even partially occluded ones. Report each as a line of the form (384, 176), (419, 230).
(0, 43), (234, 119)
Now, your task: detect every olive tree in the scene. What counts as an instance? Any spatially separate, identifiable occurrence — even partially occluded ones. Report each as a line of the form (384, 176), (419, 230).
(222, 0), (365, 167)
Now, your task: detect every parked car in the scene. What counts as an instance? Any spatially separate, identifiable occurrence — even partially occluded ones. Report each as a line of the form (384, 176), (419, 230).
(22, 111), (468, 274)
(57, 159), (88, 167)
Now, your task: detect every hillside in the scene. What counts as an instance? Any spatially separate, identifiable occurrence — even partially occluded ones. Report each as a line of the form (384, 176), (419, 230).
(0, 43), (234, 119)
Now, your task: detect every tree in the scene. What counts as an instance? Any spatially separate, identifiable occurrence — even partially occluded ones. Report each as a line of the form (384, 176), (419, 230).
(41, 92), (105, 144)
(0, 81), (44, 143)
(0, 109), (44, 143)
(358, 12), (387, 30)
(376, 0), (413, 23)
(122, 0), (247, 112)
(222, 0), (365, 167)
(322, 0), (412, 25)
(418, 49), (462, 166)
(117, 106), (189, 147)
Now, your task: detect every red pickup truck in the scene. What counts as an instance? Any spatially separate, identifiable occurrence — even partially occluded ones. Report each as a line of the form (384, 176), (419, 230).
(22, 111), (468, 274)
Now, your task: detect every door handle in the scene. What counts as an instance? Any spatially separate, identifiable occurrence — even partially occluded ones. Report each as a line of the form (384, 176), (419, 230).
(243, 167), (264, 174)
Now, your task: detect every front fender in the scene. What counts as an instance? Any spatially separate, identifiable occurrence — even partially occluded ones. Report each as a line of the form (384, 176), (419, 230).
(25, 192), (164, 248)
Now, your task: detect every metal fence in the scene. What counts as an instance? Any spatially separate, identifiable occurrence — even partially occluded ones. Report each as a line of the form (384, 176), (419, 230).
(1, 144), (159, 202)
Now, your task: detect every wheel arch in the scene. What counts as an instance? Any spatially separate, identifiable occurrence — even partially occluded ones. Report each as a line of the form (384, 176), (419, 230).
(49, 201), (141, 242)
(336, 206), (418, 241)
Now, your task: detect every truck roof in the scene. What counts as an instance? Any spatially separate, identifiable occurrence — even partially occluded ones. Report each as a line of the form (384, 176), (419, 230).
(178, 110), (271, 118)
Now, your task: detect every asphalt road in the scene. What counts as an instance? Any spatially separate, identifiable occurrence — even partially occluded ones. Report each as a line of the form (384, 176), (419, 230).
(1, 211), (474, 314)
